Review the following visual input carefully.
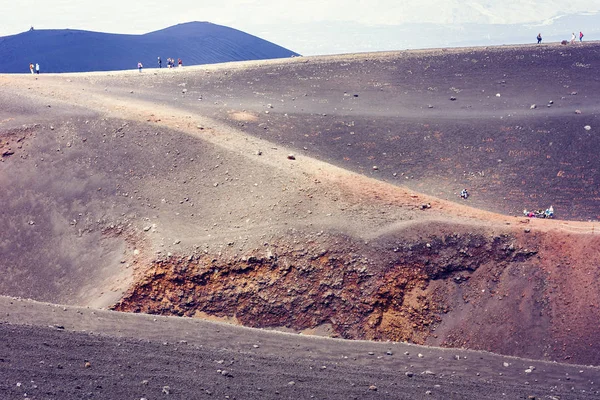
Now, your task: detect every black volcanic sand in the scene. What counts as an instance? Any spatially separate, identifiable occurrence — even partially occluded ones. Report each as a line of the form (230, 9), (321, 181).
(94, 42), (600, 221)
(1, 296), (599, 400)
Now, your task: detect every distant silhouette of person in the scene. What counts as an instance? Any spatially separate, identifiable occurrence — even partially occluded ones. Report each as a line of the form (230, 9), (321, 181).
(537, 33), (542, 44)
(571, 32), (576, 44)
(138, 62), (143, 72)
(35, 63), (40, 74)
(158, 57), (162, 68)
(580, 31), (584, 42)
(29, 63), (34, 74)
(178, 58), (182, 67)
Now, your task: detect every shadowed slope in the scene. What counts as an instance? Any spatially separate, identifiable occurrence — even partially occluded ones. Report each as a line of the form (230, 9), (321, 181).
(0, 22), (299, 73)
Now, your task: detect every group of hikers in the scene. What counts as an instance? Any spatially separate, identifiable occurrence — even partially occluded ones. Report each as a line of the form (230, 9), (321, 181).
(459, 188), (555, 219)
(28, 63), (40, 74)
(138, 57), (183, 72)
(157, 57), (182, 68)
(537, 31), (584, 44)
(523, 206), (554, 219)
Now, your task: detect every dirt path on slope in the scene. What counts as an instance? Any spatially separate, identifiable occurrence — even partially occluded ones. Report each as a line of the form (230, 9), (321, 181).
(3, 73), (598, 238)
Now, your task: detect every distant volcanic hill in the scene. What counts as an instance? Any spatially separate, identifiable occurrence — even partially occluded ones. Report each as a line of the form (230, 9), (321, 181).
(0, 21), (299, 73)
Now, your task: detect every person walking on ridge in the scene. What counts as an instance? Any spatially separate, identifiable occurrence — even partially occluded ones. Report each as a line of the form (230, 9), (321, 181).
(138, 62), (143, 72)
(580, 31), (584, 42)
(29, 63), (34, 74)
(35, 63), (40, 74)
(537, 33), (542, 44)
(158, 57), (162, 68)
(571, 32), (576, 44)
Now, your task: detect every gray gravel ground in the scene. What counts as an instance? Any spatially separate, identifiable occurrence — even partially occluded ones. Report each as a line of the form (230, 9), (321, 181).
(1, 296), (599, 399)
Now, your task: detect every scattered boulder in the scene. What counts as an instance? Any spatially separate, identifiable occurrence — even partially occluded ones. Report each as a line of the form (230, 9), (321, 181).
(449, 96), (457, 101)
(530, 104), (536, 109)
(575, 110), (582, 114)
(584, 125), (592, 131)
(287, 154), (296, 160)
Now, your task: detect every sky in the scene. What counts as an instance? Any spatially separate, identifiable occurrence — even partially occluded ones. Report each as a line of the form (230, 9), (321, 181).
(4, 1), (600, 55)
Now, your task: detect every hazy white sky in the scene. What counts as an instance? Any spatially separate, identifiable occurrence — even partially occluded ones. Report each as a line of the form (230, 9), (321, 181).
(4, 1), (600, 54)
